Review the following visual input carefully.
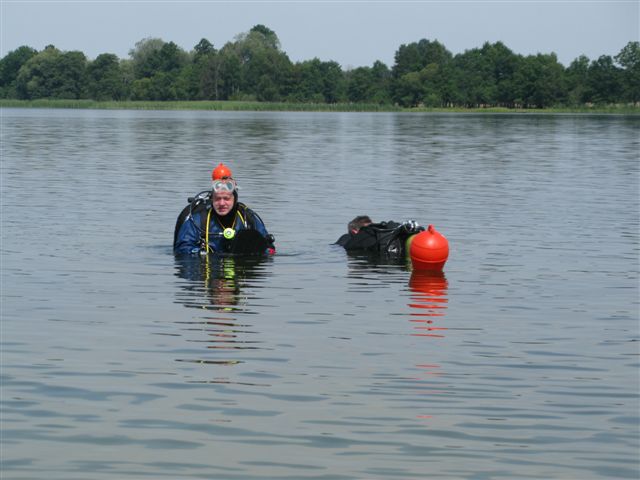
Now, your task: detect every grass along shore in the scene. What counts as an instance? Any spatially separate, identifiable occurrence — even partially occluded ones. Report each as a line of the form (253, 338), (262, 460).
(1, 98), (638, 114)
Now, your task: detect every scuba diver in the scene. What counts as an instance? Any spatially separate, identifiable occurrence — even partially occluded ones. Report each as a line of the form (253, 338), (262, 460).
(174, 163), (275, 256)
(335, 215), (424, 256)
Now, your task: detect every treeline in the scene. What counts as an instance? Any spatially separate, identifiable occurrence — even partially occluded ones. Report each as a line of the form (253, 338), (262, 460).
(1, 25), (638, 108)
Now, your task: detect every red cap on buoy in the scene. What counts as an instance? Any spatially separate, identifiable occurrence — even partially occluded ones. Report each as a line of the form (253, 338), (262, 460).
(212, 163), (233, 181)
(409, 224), (449, 271)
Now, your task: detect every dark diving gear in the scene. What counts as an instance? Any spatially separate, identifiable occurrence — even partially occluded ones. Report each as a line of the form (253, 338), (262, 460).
(335, 220), (424, 256)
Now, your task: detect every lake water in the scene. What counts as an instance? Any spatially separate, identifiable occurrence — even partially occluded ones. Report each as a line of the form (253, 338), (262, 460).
(1, 108), (638, 479)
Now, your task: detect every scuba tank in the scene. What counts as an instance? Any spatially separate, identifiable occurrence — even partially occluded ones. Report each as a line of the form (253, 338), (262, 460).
(173, 190), (211, 248)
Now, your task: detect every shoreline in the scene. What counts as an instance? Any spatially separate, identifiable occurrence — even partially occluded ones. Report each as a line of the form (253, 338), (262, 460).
(1, 99), (638, 114)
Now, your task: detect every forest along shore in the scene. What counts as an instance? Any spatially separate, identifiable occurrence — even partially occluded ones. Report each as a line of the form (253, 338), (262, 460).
(1, 26), (638, 110)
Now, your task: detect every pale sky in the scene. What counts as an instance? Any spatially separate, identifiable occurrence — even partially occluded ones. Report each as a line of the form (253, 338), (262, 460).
(1, 1), (638, 68)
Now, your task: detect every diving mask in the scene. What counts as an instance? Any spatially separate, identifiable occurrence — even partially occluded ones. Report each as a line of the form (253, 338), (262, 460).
(212, 179), (237, 193)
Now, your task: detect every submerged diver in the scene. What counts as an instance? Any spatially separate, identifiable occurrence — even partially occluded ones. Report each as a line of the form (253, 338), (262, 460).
(335, 215), (424, 255)
(174, 163), (275, 256)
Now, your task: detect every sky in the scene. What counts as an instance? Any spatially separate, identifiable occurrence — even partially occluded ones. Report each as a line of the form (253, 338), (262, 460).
(1, 1), (638, 68)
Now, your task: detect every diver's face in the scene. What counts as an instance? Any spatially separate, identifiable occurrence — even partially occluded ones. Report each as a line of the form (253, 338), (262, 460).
(212, 192), (234, 216)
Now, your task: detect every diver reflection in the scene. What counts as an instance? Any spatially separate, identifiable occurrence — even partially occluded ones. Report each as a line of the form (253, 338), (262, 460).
(344, 252), (411, 297)
(342, 254), (450, 422)
(172, 255), (272, 365)
(345, 249), (411, 269)
(344, 250), (411, 290)
(174, 254), (269, 312)
(408, 270), (449, 336)
(343, 252), (449, 330)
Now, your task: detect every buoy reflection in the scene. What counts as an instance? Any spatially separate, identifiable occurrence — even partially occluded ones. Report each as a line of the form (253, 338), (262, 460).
(407, 270), (449, 422)
(408, 270), (448, 336)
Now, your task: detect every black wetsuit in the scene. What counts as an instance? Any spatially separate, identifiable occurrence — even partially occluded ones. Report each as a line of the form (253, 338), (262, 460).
(335, 221), (420, 255)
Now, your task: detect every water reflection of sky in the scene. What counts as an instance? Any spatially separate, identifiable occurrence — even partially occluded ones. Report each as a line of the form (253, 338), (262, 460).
(3, 110), (638, 480)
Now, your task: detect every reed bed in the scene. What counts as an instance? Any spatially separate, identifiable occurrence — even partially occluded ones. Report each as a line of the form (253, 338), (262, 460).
(1, 99), (637, 114)
(0, 99), (400, 112)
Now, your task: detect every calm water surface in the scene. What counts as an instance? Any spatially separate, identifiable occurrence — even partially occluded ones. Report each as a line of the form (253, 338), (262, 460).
(1, 108), (639, 479)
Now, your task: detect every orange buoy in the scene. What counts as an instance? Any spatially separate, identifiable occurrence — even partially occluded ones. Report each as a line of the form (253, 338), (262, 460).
(409, 224), (449, 271)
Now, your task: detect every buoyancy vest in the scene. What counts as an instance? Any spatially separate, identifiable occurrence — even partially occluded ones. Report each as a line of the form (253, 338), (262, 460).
(202, 204), (254, 254)
(173, 192), (269, 253)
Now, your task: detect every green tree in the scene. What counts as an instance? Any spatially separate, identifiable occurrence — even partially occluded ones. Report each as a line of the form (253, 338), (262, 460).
(15, 46), (87, 99)
(451, 47), (496, 107)
(86, 53), (127, 100)
(346, 66), (373, 102)
(370, 61), (392, 104)
(241, 25), (292, 101)
(174, 62), (198, 99)
(394, 70), (424, 106)
(150, 71), (178, 100)
(615, 41), (640, 103)
(0, 45), (37, 98)
(512, 53), (565, 108)
(319, 60), (346, 102)
(217, 46), (241, 100)
(484, 41), (520, 107)
(436, 61), (458, 107)
(57, 51), (88, 98)
(119, 59), (135, 99)
(565, 55), (590, 105)
(173, 65), (195, 100)
(290, 58), (345, 103)
(194, 38), (215, 58)
(346, 61), (392, 104)
(449, 42), (523, 107)
(131, 77), (152, 100)
(200, 53), (222, 100)
(319, 60), (347, 103)
(419, 63), (443, 106)
(128, 38), (188, 99)
(156, 41), (188, 74)
(289, 59), (324, 102)
(392, 39), (451, 78)
(223, 25), (292, 101)
(15, 46), (57, 98)
(248, 24), (280, 50)
(129, 37), (165, 78)
(587, 55), (622, 104)
(188, 38), (219, 99)
(391, 39), (452, 106)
